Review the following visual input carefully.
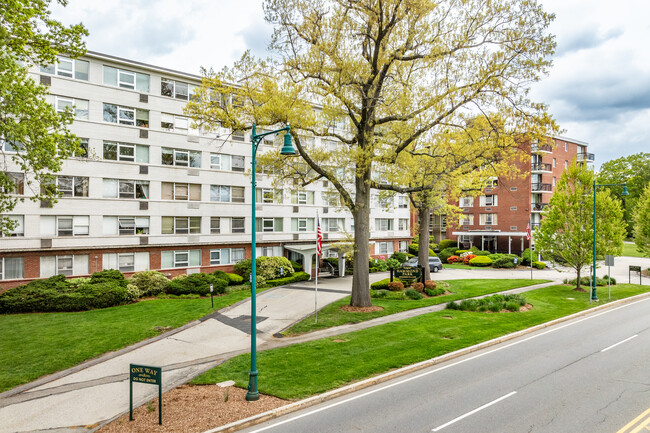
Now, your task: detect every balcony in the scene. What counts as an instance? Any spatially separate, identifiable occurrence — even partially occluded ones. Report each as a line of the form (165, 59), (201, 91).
(531, 182), (552, 192)
(531, 222), (541, 230)
(531, 202), (549, 212)
(576, 152), (595, 163)
(531, 143), (553, 153)
(531, 162), (553, 173)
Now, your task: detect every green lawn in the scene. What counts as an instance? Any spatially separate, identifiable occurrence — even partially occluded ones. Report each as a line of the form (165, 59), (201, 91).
(622, 243), (646, 258)
(442, 263), (474, 269)
(0, 287), (256, 393)
(285, 279), (549, 335)
(192, 283), (650, 400)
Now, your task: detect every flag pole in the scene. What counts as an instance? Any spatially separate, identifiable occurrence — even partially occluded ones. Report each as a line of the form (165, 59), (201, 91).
(315, 211), (319, 323)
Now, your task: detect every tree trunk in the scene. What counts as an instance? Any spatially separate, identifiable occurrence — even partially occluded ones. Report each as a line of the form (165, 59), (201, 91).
(418, 206), (431, 281)
(575, 266), (582, 290)
(350, 171), (372, 307)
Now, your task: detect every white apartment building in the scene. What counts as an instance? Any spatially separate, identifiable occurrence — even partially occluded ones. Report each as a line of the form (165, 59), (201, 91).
(0, 51), (411, 288)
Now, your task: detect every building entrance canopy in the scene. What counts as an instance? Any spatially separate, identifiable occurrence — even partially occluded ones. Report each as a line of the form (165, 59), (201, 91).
(283, 243), (352, 278)
(452, 231), (529, 254)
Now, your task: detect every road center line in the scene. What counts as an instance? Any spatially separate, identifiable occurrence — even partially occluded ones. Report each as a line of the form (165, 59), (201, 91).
(432, 391), (517, 431)
(601, 334), (638, 352)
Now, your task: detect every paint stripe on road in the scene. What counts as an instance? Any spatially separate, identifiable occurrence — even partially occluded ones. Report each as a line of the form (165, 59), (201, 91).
(601, 334), (638, 352)
(431, 391), (516, 431)
(616, 407), (650, 433)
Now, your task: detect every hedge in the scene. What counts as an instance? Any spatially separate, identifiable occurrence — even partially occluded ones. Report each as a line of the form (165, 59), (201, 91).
(438, 247), (459, 263)
(371, 278), (405, 291)
(233, 256), (295, 282)
(438, 239), (458, 250)
(264, 272), (310, 287)
(226, 273), (244, 285)
(469, 256), (493, 267)
(166, 273), (228, 296)
(532, 261), (547, 269)
(128, 270), (169, 297)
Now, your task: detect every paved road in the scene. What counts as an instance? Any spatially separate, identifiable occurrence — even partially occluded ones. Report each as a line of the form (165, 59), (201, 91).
(239, 295), (650, 433)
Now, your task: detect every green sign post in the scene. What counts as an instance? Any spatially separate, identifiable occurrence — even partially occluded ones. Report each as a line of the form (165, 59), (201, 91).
(629, 266), (642, 285)
(394, 266), (422, 282)
(129, 364), (162, 425)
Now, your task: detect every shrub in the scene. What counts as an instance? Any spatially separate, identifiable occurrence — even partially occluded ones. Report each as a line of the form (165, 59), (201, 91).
(564, 276), (617, 287)
(233, 256), (295, 282)
(411, 282), (424, 293)
(405, 288), (423, 300)
(211, 270), (229, 282)
(456, 250), (469, 256)
(532, 261), (546, 269)
(462, 254), (477, 265)
(388, 281), (405, 291)
(521, 248), (535, 265)
(469, 256), (493, 267)
(447, 255), (459, 264)
(371, 289), (388, 298)
(386, 258), (401, 270)
(166, 273), (227, 296)
(89, 269), (128, 288)
(264, 271), (310, 287)
(474, 250), (491, 256)
(128, 270), (169, 297)
(289, 260), (304, 272)
(226, 273), (244, 286)
(425, 287), (445, 297)
(408, 243), (419, 255)
(390, 252), (409, 263)
(438, 239), (458, 250)
(492, 256), (516, 269)
(324, 257), (339, 269)
(505, 301), (521, 312)
(446, 294), (527, 313)
(438, 247), (458, 263)
(424, 280), (436, 289)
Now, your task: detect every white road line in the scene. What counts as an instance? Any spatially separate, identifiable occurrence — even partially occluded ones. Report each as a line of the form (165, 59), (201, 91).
(246, 297), (650, 433)
(432, 391), (517, 431)
(601, 334), (638, 352)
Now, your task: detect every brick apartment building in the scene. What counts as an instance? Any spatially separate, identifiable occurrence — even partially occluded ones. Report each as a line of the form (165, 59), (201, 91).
(441, 136), (594, 254)
(0, 51), (412, 289)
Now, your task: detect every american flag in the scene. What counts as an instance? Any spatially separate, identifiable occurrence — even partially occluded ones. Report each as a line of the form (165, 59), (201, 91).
(526, 222), (531, 241)
(316, 217), (323, 256)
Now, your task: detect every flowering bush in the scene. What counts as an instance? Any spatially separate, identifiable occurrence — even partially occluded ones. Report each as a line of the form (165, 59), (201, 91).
(387, 281), (404, 291)
(462, 254), (477, 265)
(459, 251), (473, 258)
(447, 255), (459, 264)
(424, 280), (437, 290)
(411, 282), (424, 293)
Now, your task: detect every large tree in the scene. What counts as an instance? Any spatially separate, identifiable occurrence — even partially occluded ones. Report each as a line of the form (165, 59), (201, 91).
(0, 0), (87, 232)
(535, 161), (626, 290)
(187, 0), (556, 306)
(633, 184), (650, 257)
(596, 153), (650, 237)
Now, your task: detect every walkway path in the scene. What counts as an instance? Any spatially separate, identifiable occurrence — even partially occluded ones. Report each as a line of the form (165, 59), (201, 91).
(1, 259), (646, 432)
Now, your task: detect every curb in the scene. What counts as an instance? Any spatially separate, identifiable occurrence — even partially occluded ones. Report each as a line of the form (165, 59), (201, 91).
(202, 290), (650, 433)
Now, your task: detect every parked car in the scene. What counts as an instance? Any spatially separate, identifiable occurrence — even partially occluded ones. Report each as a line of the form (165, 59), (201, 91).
(403, 256), (443, 272)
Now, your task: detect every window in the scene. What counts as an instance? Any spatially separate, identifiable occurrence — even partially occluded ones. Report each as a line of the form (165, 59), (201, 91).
(103, 66), (149, 92)
(57, 176), (89, 197)
(103, 103), (149, 127)
(510, 187), (517, 191)
(103, 179), (149, 199)
(553, 158), (556, 168)
(231, 248), (245, 263)
(232, 217), (245, 233)
(161, 78), (197, 100)
(162, 147), (201, 167)
(2, 173), (24, 195)
(40, 254), (88, 277)
(479, 195), (498, 206)
(160, 250), (201, 268)
(162, 182), (201, 201)
(47, 95), (89, 119)
(232, 155), (245, 172)
(323, 218), (344, 232)
(564, 160), (568, 169)
(553, 177), (556, 187)
(398, 196), (408, 209)
(51, 215), (89, 236)
(291, 190), (315, 205)
(510, 226), (518, 230)
(102, 216), (149, 235)
(321, 192), (341, 207)
(375, 218), (394, 231)
(161, 216), (201, 234)
(210, 249), (231, 265)
(41, 56), (89, 80)
(256, 217), (283, 232)
(0, 215), (24, 237)
(232, 130), (246, 142)
(486, 178), (498, 188)
(510, 206), (517, 211)
(460, 215), (474, 225)
(564, 142), (568, 151)
(256, 188), (282, 204)
(398, 218), (409, 231)
(398, 241), (408, 253)
(291, 218), (315, 232)
(210, 217), (221, 234)
(103, 142), (149, 163)
(376, 242), (394, 255)
(210, 153), (231, 170)
(76, 138), (89, 158)
(160, 113), (198, 134)
(0, 257), (24, 280)
(479, 214), (497, 225)
(459, 197), (474, 207)
(378, 195), (393, 208)
(103, 252), (149, 272)
(210, 185), (244, 203)
(256, 246), (284, 257)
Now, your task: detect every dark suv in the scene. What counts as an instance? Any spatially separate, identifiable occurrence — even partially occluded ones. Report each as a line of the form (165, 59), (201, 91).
(403, 256), (443, 272)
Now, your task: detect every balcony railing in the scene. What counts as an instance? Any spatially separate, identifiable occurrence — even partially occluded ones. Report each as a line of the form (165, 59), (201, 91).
(576, 152), (595, 162)
(531, 143), (553, 153)
(531, 162), (553, 172)
(531, 202), (549, 212)
(531, 182), (552, 192)
(531, 222), (541, 230)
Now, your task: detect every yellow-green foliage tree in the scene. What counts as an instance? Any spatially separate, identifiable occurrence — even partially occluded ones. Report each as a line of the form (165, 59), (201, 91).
(187, 0), (556, 307)
(633, 184), (650, 257)
(535, 161), (626, 290)
(0, 0), (87, 232)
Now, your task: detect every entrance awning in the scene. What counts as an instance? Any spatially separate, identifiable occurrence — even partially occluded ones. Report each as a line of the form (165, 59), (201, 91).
(452, 231), (527, 237)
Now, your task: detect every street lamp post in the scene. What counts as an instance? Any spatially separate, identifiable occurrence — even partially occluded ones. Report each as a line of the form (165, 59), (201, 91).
(246, 123), (296, 401)
(591, 181), (628, 302)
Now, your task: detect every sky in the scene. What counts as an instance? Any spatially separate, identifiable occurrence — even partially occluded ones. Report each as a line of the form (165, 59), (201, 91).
(51, 0), (650, 169)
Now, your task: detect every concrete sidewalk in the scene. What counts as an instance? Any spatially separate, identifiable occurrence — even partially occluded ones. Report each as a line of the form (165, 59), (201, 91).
(0, 274), (385, 433)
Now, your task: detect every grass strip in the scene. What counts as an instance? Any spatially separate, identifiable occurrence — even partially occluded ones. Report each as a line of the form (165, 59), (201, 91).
(191, 284), (649, 400)
(622, 243), (646, 258)
(0, 285), (259, 393)
(285, 279), (549, 335)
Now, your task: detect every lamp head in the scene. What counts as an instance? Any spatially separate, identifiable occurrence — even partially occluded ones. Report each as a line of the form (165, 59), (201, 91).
(621, 184), (629, 196)
(280, 131), (296, 156)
